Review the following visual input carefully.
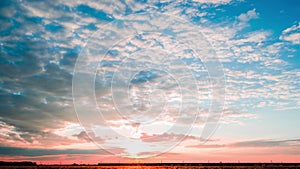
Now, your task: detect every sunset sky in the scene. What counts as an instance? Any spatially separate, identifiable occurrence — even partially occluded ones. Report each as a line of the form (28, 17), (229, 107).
(0, 0), (300, 164)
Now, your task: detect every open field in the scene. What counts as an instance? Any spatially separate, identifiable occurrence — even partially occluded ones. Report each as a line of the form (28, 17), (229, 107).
(0, 166), (300, 169)
(1, 163), (300, 169)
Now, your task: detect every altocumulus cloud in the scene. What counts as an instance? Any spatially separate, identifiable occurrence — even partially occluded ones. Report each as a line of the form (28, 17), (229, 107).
(0, 0), (299, 160)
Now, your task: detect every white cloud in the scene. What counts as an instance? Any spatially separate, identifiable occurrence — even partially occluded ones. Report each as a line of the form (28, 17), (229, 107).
(191, 0), (232, 4)
(238, 9), (259, 22)
(280, 22), (300, 44)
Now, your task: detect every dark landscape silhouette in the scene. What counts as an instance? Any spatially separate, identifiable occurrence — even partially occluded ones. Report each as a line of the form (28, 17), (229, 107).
(1, 161), (300, 168)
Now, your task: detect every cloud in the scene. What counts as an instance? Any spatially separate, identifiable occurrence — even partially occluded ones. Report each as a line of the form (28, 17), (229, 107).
(72, 131), (92, 142)
(280, 22), (300, 44)
(0, 146), (106, 156)
(76, 4), (114, 22)
(238, 9), (259, 22)
(0, 0), (82, 149)
(220, 109), (257, 125)
(187, 144), (225, 149)
(141, 132), (200, 143)
(0, 120), (88, 148)
(230, 139), (300, 147)
(191, 0), (232, 5)
(185, 138), (300, 150)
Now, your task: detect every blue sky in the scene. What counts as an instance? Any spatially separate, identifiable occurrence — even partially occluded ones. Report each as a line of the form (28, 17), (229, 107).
(0, 0), (299, 163)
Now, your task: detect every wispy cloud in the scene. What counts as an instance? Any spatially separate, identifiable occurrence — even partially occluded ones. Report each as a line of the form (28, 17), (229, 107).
(280, 22), (300, 44)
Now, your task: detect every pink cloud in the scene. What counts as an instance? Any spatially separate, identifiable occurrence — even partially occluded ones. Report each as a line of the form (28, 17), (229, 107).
(140, 132), (200, 143)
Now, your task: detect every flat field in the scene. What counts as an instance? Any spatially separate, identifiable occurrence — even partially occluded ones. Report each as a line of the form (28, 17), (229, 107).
(1, 165), (300, 169)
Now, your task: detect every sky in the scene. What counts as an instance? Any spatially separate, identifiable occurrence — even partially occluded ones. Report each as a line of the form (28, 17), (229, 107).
(0, 0), (300, 164)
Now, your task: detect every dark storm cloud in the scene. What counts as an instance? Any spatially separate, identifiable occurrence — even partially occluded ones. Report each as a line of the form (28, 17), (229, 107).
(0, 0), (144, 148)
(0, 61), (75, 133)
(0, 0), (80, 146)
(0, 0), (161, 131)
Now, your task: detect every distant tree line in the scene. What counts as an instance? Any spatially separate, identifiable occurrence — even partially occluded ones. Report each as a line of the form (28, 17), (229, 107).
(0, 161), (37, 166)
